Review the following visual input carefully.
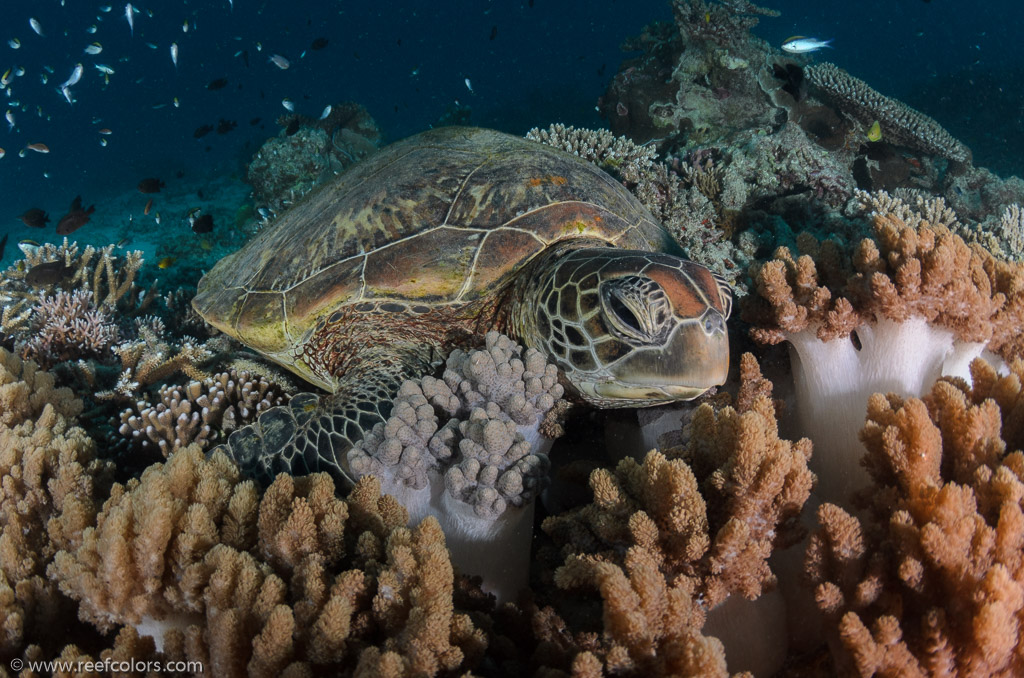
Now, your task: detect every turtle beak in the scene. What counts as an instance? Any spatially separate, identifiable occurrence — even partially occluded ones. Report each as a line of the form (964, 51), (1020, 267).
(582, 311), (729, 406)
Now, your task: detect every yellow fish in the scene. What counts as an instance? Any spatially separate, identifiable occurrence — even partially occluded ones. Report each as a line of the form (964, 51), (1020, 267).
(157, 256), (177, 269)
(866, 120), (882, 142)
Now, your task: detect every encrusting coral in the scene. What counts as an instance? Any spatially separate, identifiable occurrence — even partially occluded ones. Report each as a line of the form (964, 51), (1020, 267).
(50, 445), (487, 677)
(805, 357), (1024, 677)
(742, 199), (1024, 504)
(347, 331), (566, 602)
(534, 354), (812, 676)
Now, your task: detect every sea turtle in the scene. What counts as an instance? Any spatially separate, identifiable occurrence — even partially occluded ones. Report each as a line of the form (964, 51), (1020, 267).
(193, 126), (731, 484)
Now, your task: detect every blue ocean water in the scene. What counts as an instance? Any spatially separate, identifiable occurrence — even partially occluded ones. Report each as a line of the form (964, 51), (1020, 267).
(0, 0), (1021, 265)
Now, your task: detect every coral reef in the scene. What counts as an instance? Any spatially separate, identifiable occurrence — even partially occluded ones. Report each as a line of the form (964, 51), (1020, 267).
(533, 354), (812, 676)
(117, 369), (290, 459)
(0, 349), (112, 663)
(347, 331), (566, 601)
(742, 201), (1024, 504)
(248, 102), (381, 211)
(50, 446), (487, 677)
(806, 358), (1024, 676)
(804, 63), (971, 164)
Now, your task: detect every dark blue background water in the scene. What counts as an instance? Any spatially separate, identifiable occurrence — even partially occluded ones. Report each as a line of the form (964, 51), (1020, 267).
(1, 0), (1021, 248)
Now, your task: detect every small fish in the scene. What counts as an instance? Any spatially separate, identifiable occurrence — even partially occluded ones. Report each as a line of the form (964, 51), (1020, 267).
(60, 86), (73, 104)
(319, 105), (332, 120)
(25, 260), (74, 286)
(99, 5), (112, 12)
(18, 238), (40, 247)
(0, 147), (5, 159)
(29, 18), (44, 37)
(268, 54), (290, 70)
(410, 65), (420, 77)
(145, 42), (158, 49)
(84, 42), (103, 55)
(56, 195), (96, 235)
(281, 97), (294, 111)
(143, 198), (153, 214)
(153, 211), (161, 224)
(125, 3), (135, 35)
(98, 127), (112, 135)
(18, 207), (49, 227)
(61, 63), (84, 88)
(190, 213), (214, 234)
(170, 42), (178, 67)
(866, 120), (882, 142)
(5, 109), (14, 131)
(99, 137), (107, 146)
(86, 25), (98, 34)
(94, 64), (115, 75)
(464, 77), (473, 93)
(8, 38), (21, 50)
(183, 19), (190, 33)
(1, 69), (12, 87)
(193, 123), (214, 138)
(157, 256), (177, 269)
(173, 97), (180, 108)
(137, 177), (165, 193)
(206, 77), (228, 90)
(489, 25), (497, 41)
(781, 36), (833, 54)
(115, 236), (131, 248)
(26, 142), (49, 153)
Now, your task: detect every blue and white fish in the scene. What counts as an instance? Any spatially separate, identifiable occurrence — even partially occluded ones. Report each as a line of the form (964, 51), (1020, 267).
(125, 3), (135, 35)
(29, 18), (44, 37)
(61, 63), (83, 88)
(170, 43), (178, 68)
(781, 36), (832, 54)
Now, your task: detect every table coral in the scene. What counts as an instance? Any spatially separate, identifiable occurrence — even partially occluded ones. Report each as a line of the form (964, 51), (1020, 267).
(805, 357), (1024, 677)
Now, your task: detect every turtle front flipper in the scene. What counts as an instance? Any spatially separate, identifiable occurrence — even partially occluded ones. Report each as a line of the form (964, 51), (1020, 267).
(213, 349), (440, 487)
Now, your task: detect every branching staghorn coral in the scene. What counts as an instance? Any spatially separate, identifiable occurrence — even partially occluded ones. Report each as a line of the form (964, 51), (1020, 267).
(21, 289), (120, 369)
(526, 123), (658, 186)
(50, 446), (487, 677)
(526, 125), (749, 290)
(118, 368), (291, 458)
(805, 357), (1024, 677)
(743, 206), (1024, 504)
(805, 63), (971, 164)
(347, 331), (565, 602)
(537, 354), (812, 675)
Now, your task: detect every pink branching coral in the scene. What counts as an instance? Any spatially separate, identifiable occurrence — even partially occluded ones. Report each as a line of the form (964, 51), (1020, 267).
(21, 289), (120, 369)
(805, 357), (1024, 677)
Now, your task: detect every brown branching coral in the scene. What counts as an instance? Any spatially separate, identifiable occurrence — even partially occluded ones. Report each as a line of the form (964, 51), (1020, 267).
(0, 349), (112, 662)
(805, 357), (1024, 677)
(805, 63), (971, 164)
(50, 446), (487, 677)
(536, 354), (811, 675)
(118, 369), (290, 457)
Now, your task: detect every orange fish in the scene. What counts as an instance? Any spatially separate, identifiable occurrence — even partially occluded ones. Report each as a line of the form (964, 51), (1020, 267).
(25, 143), (49, 153)
(143, 198), (153, 215)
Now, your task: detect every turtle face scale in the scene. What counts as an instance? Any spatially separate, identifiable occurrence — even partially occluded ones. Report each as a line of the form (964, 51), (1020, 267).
(516, 247), (731, 407)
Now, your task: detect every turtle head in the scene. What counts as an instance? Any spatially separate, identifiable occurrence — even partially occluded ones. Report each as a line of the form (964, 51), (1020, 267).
(515, 247), (731, 407)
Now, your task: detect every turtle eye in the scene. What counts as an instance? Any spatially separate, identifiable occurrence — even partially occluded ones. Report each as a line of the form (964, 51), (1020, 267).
(599, 275), (670, 343)
(608, 294), (643, 334)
